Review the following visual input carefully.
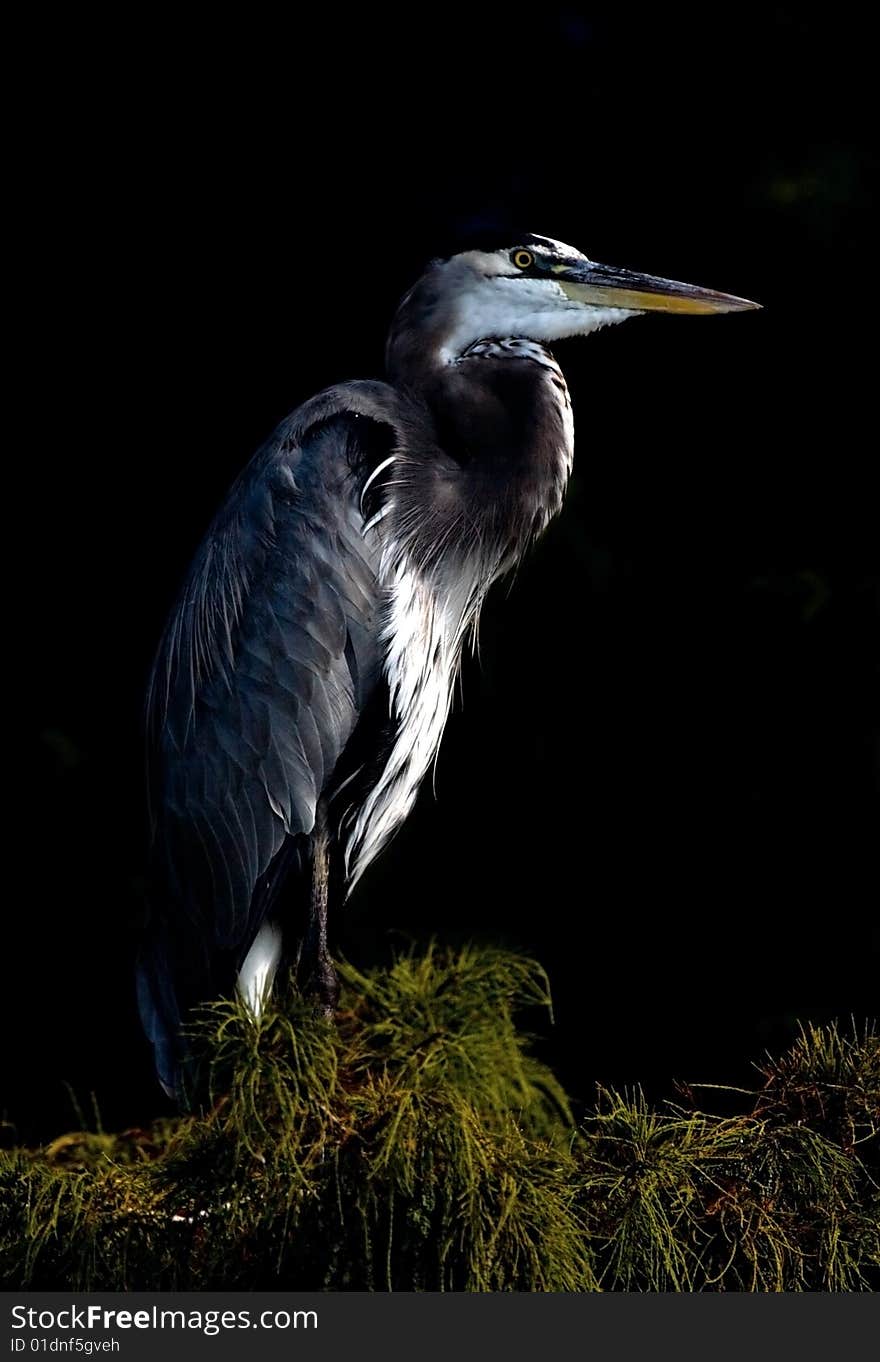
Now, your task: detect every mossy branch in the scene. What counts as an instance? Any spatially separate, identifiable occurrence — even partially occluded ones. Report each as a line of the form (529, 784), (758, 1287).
(2, 946), (877, 1290)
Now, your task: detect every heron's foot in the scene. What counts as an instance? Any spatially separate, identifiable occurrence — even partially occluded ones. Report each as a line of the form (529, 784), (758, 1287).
(300, 951), (340, 1021)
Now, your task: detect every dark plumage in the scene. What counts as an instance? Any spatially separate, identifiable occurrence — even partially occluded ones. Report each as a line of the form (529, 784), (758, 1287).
(140, 235), (757, 1100)
(140, 385), (408, 1096)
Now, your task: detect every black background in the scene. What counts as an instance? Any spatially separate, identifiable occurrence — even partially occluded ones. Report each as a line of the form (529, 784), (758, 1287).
(10, 9), (878, 1142)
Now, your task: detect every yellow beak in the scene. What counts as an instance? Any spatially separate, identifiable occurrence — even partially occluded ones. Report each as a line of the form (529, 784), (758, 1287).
(558, 261), (760, 314)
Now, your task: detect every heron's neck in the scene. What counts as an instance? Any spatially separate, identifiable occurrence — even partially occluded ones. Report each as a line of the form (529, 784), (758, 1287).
(388, 335), (574, 549)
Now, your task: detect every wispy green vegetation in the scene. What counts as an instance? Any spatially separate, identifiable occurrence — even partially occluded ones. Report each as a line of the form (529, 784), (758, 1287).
(1, 947), (877, 1290)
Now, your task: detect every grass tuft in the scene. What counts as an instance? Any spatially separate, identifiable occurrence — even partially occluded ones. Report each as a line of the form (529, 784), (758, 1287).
(1, 950), (876, 1291)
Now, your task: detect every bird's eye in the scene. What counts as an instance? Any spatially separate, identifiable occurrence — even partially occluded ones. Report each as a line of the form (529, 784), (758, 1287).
(512, 249), (534, 270)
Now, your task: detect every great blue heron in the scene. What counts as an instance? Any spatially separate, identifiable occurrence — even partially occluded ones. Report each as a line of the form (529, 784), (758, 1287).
(139, 231), (758, 1099)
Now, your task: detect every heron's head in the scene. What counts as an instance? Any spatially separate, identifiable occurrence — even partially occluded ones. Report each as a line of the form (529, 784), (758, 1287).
(387, 232), (759, 376)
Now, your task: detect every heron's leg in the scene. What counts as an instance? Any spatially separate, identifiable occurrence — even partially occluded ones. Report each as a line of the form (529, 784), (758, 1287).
(300, 801), (340, 1018)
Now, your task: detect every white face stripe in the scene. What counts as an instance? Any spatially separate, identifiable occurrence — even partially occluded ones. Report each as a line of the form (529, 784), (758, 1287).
(455, 237), (590, 279)
(420, 237), (642, 364)
(439, 270), (634, 364)
(529, 233), (584, 254)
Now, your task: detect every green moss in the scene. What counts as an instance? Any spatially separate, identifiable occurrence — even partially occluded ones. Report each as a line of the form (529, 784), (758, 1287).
(1, 948), (876, 1291)
(577, 1088), (878, 1291)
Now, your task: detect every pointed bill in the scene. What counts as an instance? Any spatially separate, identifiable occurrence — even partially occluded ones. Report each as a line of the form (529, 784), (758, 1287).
(558, 261), (760, 314)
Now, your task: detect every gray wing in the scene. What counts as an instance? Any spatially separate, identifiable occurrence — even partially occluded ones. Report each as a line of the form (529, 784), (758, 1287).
(139, 382), (407, 1095)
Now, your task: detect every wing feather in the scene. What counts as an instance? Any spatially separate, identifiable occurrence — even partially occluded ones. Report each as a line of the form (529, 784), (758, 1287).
(140, 382), (408, 1096)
